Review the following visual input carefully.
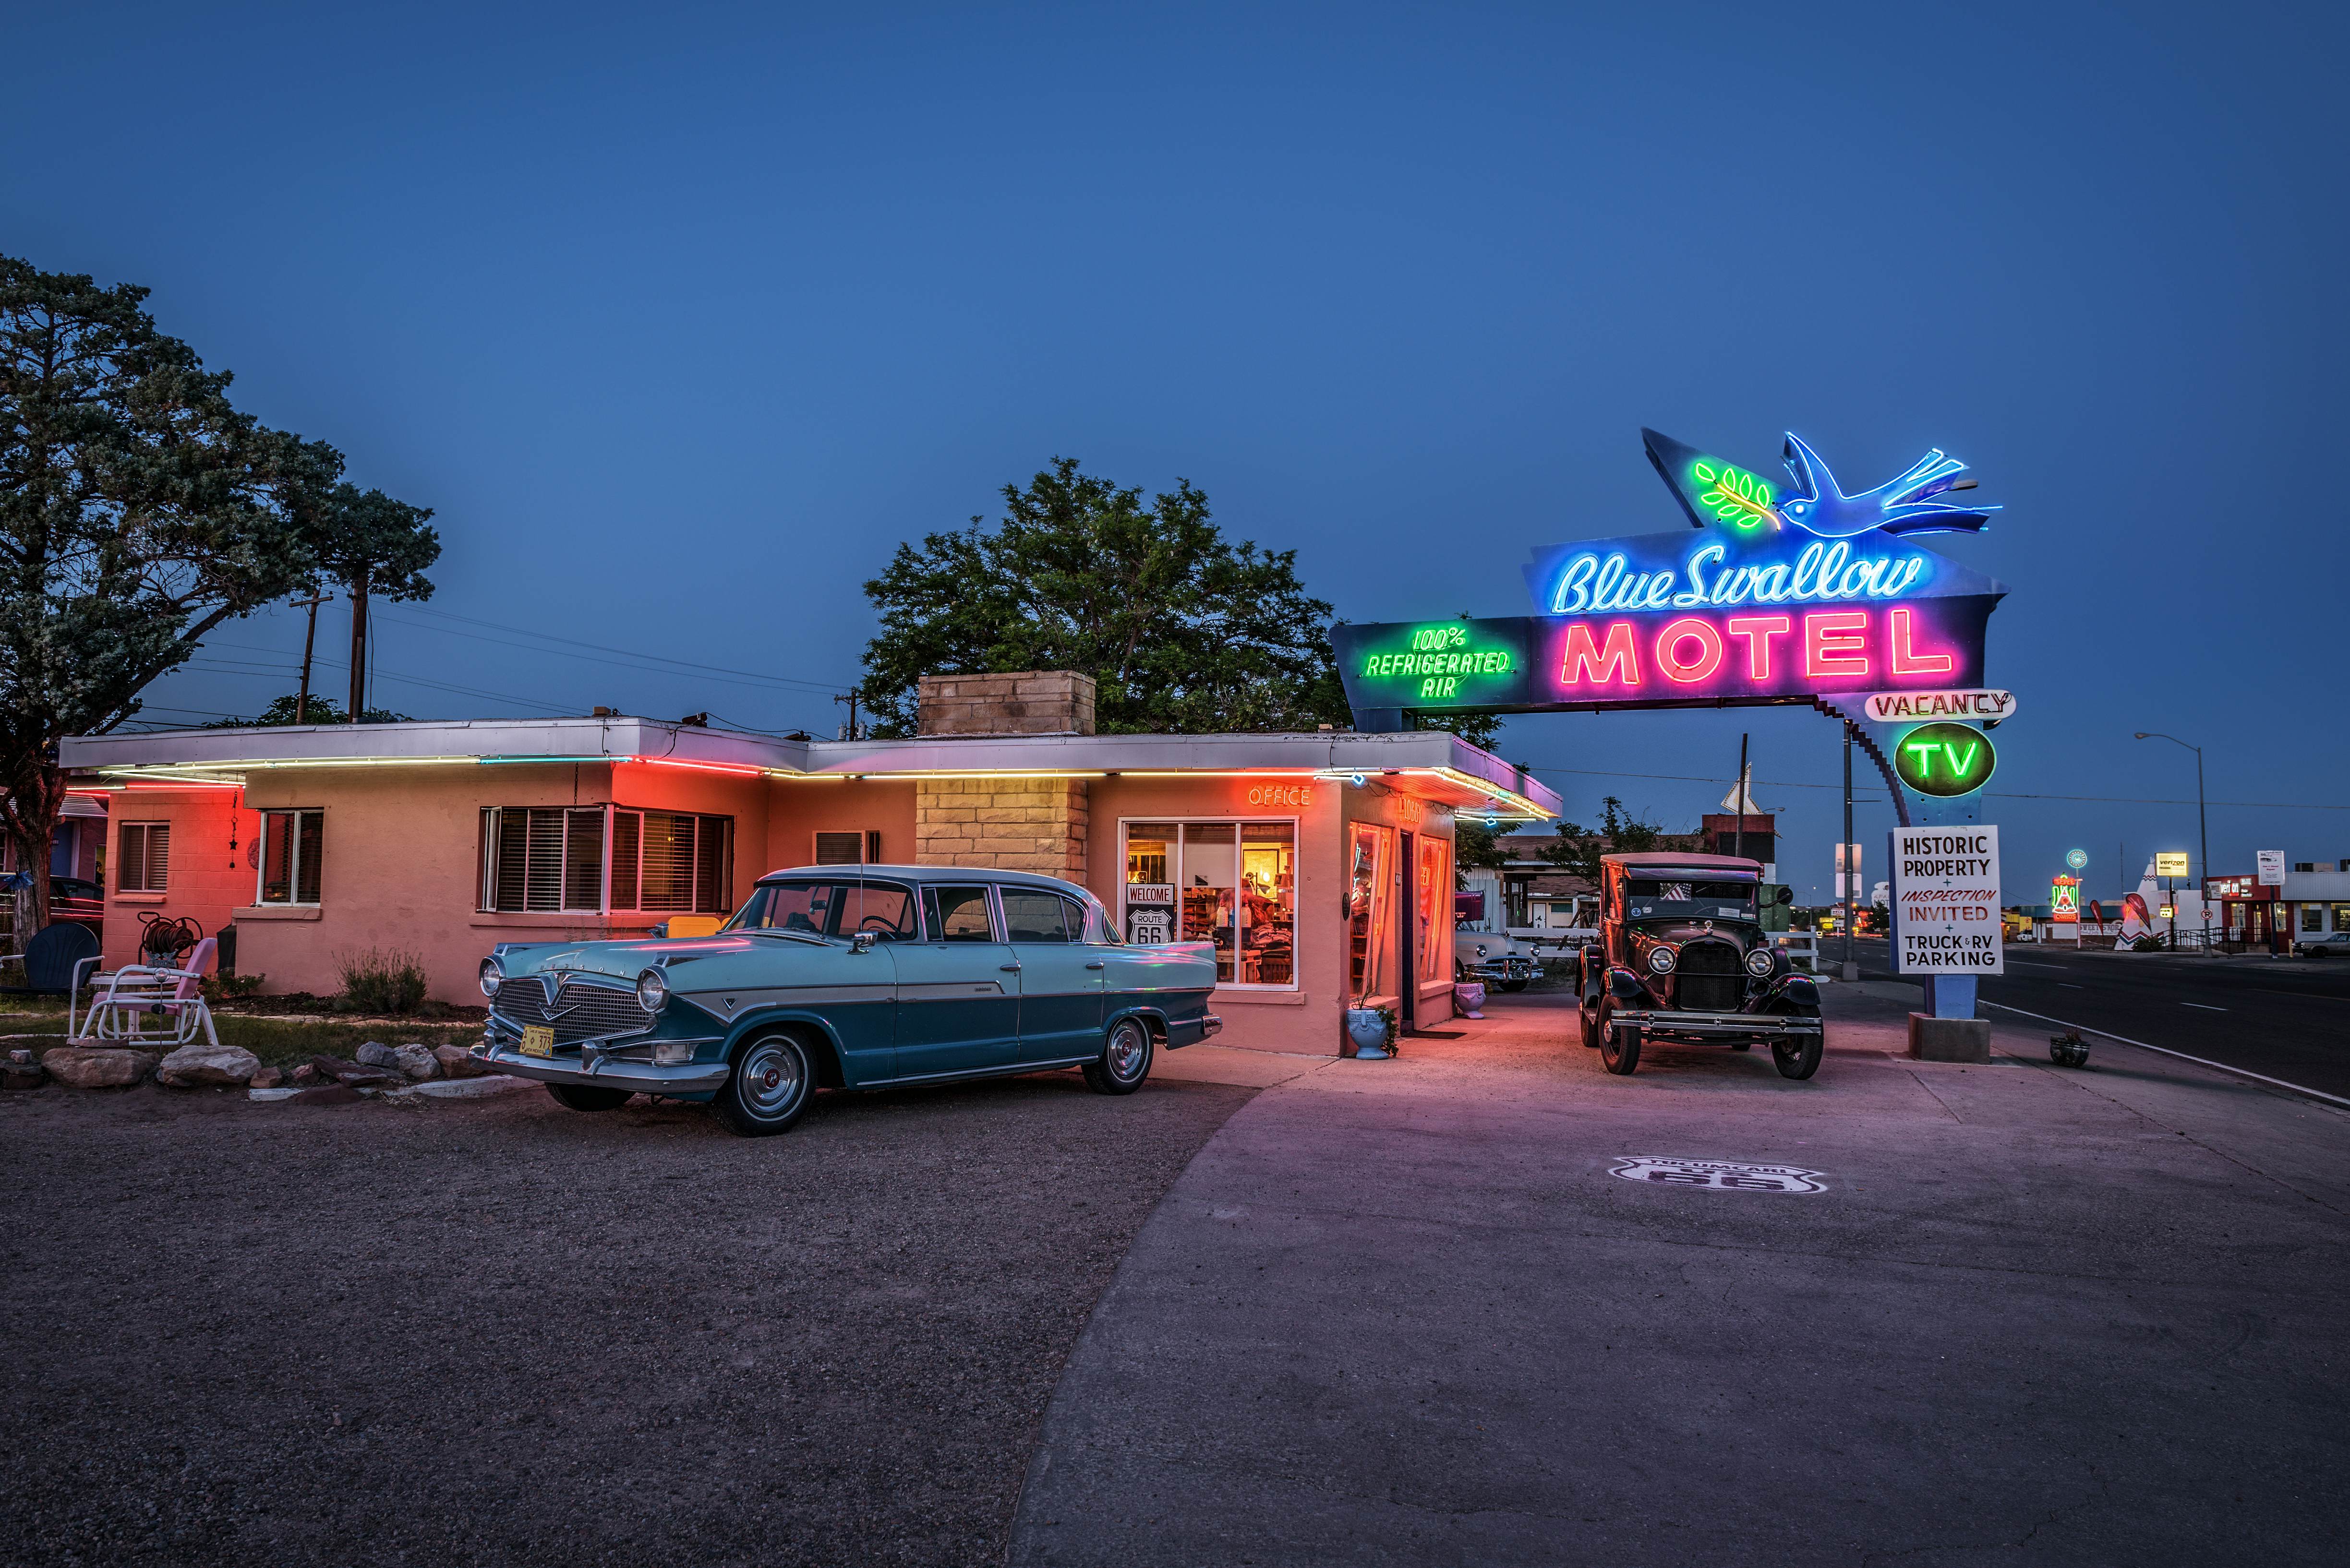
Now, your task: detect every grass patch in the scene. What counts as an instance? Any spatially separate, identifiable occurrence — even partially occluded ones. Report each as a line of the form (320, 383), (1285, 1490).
(0, 1000), (482, 1068)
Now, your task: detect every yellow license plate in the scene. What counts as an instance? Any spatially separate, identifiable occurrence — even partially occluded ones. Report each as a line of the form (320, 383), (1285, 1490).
(519, 1025), (555, 1059)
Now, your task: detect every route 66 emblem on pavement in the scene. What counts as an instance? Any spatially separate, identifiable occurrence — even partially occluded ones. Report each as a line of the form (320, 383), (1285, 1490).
(1611, 1156), (1827, 1193)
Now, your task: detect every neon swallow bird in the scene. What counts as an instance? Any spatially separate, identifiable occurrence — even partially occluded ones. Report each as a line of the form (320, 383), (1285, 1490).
(1775, 433), (1998, 539)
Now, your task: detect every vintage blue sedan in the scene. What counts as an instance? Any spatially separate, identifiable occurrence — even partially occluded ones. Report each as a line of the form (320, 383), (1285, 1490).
(470, 866), (1221, 1135)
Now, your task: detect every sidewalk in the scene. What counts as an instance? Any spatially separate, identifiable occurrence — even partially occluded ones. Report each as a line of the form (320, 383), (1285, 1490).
(1013, 985), (2350, 1566)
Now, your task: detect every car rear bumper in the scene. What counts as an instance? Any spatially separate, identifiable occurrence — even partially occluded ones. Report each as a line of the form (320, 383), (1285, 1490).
(1611, 1009), (1822, 1039)
(1167, 1012), (1223, 1047)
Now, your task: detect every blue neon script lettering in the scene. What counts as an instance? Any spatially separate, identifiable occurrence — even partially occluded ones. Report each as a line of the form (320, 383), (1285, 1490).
(1550, 541), (1927, 614)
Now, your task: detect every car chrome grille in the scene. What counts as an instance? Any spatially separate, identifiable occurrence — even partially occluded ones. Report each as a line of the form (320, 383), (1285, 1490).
(1675, 941), (1742, 1013)
(490, 973), (652, 1042)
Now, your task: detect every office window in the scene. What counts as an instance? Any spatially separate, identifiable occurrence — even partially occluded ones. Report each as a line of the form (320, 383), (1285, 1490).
(119, 822), (170, 893)
(257, 810), (324, 905)
(1119, 820), (1297, 987)
(1347, 823), (1395, 1000)
(2334, 904), (2350, 934)
(1416, 837), (1452, 983)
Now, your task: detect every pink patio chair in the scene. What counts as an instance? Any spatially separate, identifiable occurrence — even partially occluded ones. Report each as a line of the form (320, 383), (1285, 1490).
(79, 936), (220, 1050)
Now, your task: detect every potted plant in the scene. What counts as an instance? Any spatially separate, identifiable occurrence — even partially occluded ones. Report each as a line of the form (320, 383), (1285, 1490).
(1343, 1004), (1398, 1058)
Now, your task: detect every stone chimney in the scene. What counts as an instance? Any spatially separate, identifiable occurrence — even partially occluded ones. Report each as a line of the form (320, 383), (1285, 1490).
(911, 671), (1096, 877)
(916, 671), (1096, 737)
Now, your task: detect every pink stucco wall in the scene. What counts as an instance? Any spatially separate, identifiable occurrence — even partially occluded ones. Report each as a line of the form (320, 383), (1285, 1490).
(94, 765), (1456, 1046)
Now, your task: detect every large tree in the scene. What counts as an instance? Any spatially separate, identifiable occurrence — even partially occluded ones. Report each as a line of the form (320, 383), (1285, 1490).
(1539, 795), (1678, 884)
(0, 255), (431, 941)
(290, 462), (437, 719)
(860, 458), (1351, 735)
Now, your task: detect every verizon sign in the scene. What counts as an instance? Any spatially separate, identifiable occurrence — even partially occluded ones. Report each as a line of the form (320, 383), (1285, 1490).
(1892, 826), (2004, 975)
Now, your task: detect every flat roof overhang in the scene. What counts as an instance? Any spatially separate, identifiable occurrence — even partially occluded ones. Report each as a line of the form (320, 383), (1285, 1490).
(61, 720), (1561, 820)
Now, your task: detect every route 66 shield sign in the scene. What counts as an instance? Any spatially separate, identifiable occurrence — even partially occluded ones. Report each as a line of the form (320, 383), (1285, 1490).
(1611, 1156), (1827, 1194)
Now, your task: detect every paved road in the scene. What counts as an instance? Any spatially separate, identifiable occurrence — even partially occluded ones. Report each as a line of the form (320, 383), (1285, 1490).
(1013, 988), (2350, 1567)
(1845, 937), (2350, 1100)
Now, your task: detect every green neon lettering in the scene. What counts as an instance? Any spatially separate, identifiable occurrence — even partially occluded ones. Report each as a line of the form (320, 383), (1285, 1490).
(1903, 739), (1939, 776)
(1944, 742), (1979, 778)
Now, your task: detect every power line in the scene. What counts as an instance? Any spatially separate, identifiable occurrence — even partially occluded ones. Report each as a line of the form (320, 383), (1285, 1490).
(383, 605), (855, 696)
(1519, 764), (2350, 812)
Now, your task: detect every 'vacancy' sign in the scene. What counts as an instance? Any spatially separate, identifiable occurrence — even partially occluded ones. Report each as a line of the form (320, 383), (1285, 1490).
(1892, 826), (2004, 976)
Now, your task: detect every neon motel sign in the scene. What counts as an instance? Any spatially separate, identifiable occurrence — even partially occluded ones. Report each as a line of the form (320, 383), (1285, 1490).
(1333, 427), (2006, 722)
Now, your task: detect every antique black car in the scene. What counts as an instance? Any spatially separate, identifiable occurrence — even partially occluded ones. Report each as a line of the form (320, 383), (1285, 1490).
(1576, 852), (1822, 1079)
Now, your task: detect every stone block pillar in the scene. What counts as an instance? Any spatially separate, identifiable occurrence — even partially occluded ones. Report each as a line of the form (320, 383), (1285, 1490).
(915, 778), (1089, 878)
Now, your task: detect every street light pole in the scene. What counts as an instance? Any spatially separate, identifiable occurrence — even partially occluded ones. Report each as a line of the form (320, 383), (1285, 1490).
(1841, 720), (1857, 981)
(2134, 731), (2209, 952)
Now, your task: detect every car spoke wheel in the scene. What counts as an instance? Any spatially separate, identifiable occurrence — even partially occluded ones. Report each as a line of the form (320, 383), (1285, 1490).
(1600, 1013), (1642, 1075)
(547, 1083), (633, 1113)
(1083, 1016), (1154, 1095)
(714, 1032), (814, 1137)
(1771, 1009), (1824, 1080)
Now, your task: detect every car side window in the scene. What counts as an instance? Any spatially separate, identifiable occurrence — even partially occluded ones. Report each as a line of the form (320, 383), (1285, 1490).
(924, 885), (999, 942)
(1000, 890), (1073, 943)
(843, 882), (920, 940)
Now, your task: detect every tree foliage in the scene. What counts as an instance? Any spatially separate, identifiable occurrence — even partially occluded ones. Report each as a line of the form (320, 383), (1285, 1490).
(0, 254), (434, 936)
(199, 694), (412, 728)
(1539, 795), (1673, 884)
(860, 459), (1350, 736)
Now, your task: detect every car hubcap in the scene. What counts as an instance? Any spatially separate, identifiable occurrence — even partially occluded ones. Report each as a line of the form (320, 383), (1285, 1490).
(1109, 1023), (1146, 1080)
(739, 1039), (804, 1118)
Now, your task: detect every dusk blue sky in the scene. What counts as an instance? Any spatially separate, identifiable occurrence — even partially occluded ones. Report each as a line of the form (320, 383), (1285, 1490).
(7, 1), (2344, 901)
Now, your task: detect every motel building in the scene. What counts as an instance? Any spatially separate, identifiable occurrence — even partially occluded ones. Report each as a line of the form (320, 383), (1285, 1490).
(57, 673), (1558, 1053)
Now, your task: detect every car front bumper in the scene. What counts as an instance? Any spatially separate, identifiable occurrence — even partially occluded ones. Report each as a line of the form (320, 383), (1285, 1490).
(1609, 1009), (1823, 1039)
(473, 1016), (732, 1093)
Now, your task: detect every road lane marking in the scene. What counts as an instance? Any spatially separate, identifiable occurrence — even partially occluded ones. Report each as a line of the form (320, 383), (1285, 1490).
(2181, 1002), (2227, 1011)
(1977, 1001), (2350, 1110)
(2009, 962), (2072, 970)
(2059, 983), (2084, 989)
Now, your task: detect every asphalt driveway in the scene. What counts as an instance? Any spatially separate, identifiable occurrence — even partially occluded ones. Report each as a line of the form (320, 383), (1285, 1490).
(0, 1068), (1253, 1567)
(1015, 985), (2350, 1566)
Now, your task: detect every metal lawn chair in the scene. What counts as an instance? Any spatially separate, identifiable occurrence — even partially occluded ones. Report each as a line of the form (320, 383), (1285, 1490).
(79, 935), (221, 1050)
(0, 921), (100, 1005)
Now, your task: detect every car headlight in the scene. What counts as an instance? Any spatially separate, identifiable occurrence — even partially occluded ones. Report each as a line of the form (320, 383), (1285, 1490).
(478, 957), (503, 998)
(1647, 946), (1676, 975)
(636, 968), (668, 1013)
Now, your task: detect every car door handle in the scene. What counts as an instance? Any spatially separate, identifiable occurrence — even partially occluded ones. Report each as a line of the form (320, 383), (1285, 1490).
(1085, 960), (1106, 970)
(1000, 962), (1022, 972)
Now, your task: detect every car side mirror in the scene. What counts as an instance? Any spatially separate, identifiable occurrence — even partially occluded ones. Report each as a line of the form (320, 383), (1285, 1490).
(1775, 886), (1794, 906)
(850, 931), (876, 954)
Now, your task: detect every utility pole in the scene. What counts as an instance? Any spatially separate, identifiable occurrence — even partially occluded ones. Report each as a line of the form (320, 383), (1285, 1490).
(291, 589), (334, 724)
(2133, 731), (2209, 954)
(1842, 720), (1857, 980)
(346, 566), (371, 723)
(833, 688), (860, 741)
(1732, 732), (1748, 862)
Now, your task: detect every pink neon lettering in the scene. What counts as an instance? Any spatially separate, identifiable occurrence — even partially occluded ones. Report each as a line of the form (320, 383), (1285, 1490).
(1560, 621), (1640, 686)
(1655, 617), (1724, 684)
(1803, 611), (1869, 679)
(1888, 607), (1954, 676)
(1724, 614), (1792, 680)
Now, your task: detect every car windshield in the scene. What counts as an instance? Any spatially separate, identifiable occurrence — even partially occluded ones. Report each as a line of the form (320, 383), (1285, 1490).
(1623, 878), (1758, 922)
(727, 880), (920, 940)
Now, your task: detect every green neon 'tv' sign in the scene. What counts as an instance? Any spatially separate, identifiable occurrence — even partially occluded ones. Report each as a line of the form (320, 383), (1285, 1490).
(1893, 721), (1996, 798)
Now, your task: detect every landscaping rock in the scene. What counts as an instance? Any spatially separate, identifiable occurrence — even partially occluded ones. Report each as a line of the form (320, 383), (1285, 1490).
(40, 1047), (158, 1089)
(391, 1043), (439, 1080)
(156, 1043), (263, 1088)
(8, 1047), (31, 1064)
(250, 1065), (283, 1089)
(355, 1041), (403, 1070)
(291, 1083), (362, 1105)
(309, 1054), (395, 1087)
(432, 1043), (486, 1079)
(1, 1057), (44, 1090)
(290, 1063), (319, 1084)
